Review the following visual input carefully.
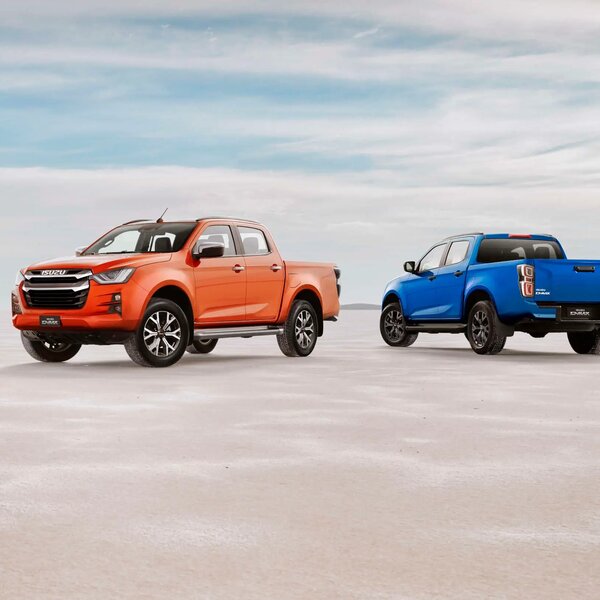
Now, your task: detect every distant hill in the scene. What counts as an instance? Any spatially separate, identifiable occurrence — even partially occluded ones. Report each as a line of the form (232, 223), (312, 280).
(341, 303), (379, 310)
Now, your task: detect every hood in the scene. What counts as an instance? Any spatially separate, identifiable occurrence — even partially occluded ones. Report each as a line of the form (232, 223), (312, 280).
(25, 253), (171, 274)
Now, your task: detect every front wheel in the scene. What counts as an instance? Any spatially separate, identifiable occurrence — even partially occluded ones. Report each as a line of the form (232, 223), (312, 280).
(466, 300), (506, 355)
(187, 338), (218, 354)
(380, 302), (418, 347)
(567, 331), (600, 354)
(125, 298), (189, 367)
(277, 300), (318, 357)
(20, 332), (81, 363)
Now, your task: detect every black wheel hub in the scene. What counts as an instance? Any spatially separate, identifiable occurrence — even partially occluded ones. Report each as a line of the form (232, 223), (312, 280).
(383, 308), (405, 342)
(471, 310), (490, 348)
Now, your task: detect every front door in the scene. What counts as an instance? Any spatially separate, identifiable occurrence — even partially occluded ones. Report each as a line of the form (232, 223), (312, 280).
(402, 242), (447, 320)
(237, 225), (285, 322)
(193, 225), (247, 325)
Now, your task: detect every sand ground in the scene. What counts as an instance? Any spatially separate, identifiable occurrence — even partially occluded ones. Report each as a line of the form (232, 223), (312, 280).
(1, 311), (599, 599)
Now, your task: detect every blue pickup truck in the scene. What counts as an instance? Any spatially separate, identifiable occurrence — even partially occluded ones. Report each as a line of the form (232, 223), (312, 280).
(381, 233), (600, 355)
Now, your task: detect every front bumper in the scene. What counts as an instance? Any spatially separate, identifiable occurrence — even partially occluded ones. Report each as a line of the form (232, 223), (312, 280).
(11, 279), (147, 333)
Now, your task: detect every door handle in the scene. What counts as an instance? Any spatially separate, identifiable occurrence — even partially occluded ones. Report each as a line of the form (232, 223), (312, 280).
(454, 270), (464, 277)
(271, 264), (282, 272)
(232, 264), (245, 273)
(428, 275), (436, 281)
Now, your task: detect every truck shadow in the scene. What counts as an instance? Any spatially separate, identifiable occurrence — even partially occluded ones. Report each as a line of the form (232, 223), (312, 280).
(0, 354), (279, 375)
(409, 346), (587, 361)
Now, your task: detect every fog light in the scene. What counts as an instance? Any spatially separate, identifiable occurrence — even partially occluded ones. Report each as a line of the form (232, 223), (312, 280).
(11, 291), (22, 315)
(108, 292), (122, 315)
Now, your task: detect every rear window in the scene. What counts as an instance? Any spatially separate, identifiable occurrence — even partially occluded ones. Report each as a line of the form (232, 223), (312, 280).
(477, 239), (564, 263)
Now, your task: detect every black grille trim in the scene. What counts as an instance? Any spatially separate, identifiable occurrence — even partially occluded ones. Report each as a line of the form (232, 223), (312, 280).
(23, 270), (91, 310)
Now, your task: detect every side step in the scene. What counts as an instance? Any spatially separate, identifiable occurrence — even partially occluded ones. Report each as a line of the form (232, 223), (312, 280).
(194, 325), (284, 340)
(405, 323), (467, 334)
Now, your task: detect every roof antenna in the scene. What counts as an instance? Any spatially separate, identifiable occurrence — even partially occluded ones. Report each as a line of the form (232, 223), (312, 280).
(157, 208), (168, 223)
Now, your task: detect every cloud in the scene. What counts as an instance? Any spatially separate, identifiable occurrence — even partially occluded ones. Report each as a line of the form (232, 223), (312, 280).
(3, 1), (600, 301)
(2, 166), (600, 302)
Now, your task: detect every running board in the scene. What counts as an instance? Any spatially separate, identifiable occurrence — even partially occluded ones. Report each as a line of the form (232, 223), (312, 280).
(194, 325), (284, 340)
(405, 323), (467, 334)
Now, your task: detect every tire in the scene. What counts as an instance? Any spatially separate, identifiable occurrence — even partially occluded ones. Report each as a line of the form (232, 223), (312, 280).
(187, 338), (218, 354)
(20, 332), (81, 363)
(277, 300), (318, 357)
(466, 300), (506, 355)
(380, 302), (418, 347)
(125, 298), (189, 367)
(567, 330), (600, 354)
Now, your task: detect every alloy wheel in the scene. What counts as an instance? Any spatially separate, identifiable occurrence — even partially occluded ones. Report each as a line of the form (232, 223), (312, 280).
(471, 310), (490, 348)
(383, 308), (404, 342)
(143, 310), (182, 357)
(295, 309), (315, 349)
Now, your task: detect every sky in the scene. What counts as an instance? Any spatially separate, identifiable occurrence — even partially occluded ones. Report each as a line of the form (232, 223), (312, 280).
(2, 0), (600, 302)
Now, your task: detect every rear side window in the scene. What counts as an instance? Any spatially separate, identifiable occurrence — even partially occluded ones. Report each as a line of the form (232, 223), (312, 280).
(477, 239), (564, 263)
(239, 226), (270, 255)
(418, 244), (446, 273)
(445, 240), (470, 266)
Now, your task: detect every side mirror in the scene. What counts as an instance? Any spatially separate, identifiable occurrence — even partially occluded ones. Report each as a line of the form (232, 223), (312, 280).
(192, 242), (225, 260)
(75, 246), (87, 256)
(404, 261), (416, 273)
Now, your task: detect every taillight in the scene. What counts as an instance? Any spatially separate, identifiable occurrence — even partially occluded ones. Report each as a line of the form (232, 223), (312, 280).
(333, 266), (341, 297)
(517, 264), (535, 297)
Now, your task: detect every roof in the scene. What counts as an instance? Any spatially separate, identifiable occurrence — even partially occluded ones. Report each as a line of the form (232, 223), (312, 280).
(443, 232), (556, 240)
(196, 216), (260, 224)
(442, 232), (484, 240)
(119, 216), (261, 226)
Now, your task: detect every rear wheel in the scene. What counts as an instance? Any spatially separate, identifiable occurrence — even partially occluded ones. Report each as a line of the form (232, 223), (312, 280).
(125, 299), (189, 367)
(567, 331), (600, 354)
(277, 300), (318, 357)
(187, 338), (218, 354)
(380, 302), (418, 347)
(20, 332), (81, 363)
(467, 301), (506, 355)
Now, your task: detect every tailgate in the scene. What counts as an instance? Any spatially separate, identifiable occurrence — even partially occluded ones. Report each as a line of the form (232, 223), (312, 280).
(534, 259), (600, 303)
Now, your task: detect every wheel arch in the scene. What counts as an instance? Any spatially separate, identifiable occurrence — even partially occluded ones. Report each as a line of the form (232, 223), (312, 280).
(145, 284), (195, 344)
(463, 287), (496, 320)
(382, 291), (400, 309)
(291, 286), (324, 336)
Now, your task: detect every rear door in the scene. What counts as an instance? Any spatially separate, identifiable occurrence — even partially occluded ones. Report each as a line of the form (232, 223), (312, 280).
(193, 224), (247, 325)
(402, 243), (448, 320)
(236, 225), (285, 322)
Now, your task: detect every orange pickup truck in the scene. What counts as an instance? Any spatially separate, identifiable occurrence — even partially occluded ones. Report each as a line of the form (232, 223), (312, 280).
(11, 217), (341, 367)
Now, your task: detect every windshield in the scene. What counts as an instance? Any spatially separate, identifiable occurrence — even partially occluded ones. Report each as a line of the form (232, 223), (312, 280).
(477, 238), (564, 263)
(84, 222), (197, 255)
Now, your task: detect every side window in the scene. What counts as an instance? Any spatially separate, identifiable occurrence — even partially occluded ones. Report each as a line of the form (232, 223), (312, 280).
(151, 233), (175, 252)
(445, 240), (470, 266)
(198, 225), (236, 257)
(239, 226), (270, 255)
(418, 244), (446, 273)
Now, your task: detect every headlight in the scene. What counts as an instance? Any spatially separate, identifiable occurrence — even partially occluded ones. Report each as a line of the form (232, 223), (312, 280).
(92, 267), (135, 285)
(15, 270), (25, 285)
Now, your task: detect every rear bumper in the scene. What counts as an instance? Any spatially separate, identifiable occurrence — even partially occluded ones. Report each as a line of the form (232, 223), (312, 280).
(511, 303), (600, 334)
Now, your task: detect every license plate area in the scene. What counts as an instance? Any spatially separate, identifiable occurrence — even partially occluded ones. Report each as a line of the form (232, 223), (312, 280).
(560, 306), (599, 321)
(40, 315), (62, 328)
